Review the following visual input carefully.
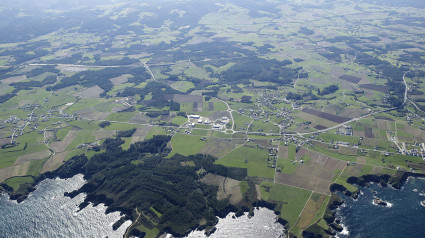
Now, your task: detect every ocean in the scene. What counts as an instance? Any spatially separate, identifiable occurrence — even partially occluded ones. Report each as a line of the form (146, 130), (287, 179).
(336, 177), (425, 238)
(0, 174), (285, 238)
(185, 208), (285, 238)
(3, 174), (422, 238)
(0, 174), (131, 238)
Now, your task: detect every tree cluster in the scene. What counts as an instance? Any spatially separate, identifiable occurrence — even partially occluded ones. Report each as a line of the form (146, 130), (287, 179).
(53, 135), (247, 236)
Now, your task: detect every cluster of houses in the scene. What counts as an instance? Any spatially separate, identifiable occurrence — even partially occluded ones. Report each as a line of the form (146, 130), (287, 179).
(115, 96), (136, 107)
(267, 147), (278, 169)
(19, 103), (42, 111)
(335, 126), (352, 136)
(77, 141), (99, 149)
(4, 115), (19, 124)
(1, 100), (80, 147)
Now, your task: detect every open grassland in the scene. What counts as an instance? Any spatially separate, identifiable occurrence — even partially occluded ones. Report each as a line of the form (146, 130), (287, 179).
(216, 146), (275, 179)
(268, 183), (312, 227)
(168, 133), (206, 157)
(3, 176), (34, 191)
(295, 193), (329, 229)
(66, 130), (95, 151)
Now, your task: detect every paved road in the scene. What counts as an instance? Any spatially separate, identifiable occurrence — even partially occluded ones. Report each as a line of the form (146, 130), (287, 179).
(143, 62), (158, 83)
(403, 71), (409, 104)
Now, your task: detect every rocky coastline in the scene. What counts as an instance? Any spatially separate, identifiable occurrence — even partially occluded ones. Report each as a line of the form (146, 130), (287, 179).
(303, 171), (425, 238)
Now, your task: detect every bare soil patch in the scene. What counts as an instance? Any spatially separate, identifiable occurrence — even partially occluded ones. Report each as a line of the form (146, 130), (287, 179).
(278, 146), (289, 159)
(253, 139), (270, 148)
(364, 127), (373, 138)
(316, 169), (334, 181)
(296, 125), (312, 133)
(339, 108), (367, 118)
(339, 74), (361, 83)
(343, 164), (362, 177)
(14, 150), (51, 165)
(323, 157), (346, 172)
(161, 114), (172, 122)
(359, 84), (388, 93)
(296, 194), (327, 229)
(311, 154), (330, 167)
(353, 129), (365, 138)
(357, 157), (367, 164)
(404, 125), (425, 143)
(41, 152), (67, 173)
(376, 119), (393, 131)
(109, 75), (129, 85)
(314, 125), (327, 130)
(371, 166), (383, 174)
(192, 102), (203, 112)
(199, 138), (244, 158)
(323, 104), (344, 115)
(0, 161), (32, 182)
(1, 75), (26, 84)
(338, 146), (358, 156)
(375, 116), (394, 121)
(173, 94), (202, 103)
(362, 138), (377, 147)
(111, 106), (127, 113)
(201, 173), (243, 204)
(45, 130), (55, 140)
(75, 86), (104, 99)
(208, 102), (214, 111)
(50, 130), (77, 153)
(0, 138), (10, 146)
(255, 184), (262, 200)
(131, 127), (152, 144)
(275, 172), (331, 195)
(93, 130), (115, 140)
(129, 113), (149, 124)
(209, 111), (230, 121)
(302, 108), (350, 123)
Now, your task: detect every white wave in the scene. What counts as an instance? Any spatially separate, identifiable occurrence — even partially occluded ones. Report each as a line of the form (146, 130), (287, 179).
(372, 199), (392, 207)
(340, 223), (350, 236)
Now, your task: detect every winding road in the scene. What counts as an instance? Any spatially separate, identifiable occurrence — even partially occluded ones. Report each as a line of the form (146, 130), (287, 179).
(403, 71), (409, 105)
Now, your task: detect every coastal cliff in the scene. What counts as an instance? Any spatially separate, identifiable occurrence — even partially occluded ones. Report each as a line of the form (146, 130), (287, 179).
(303, 171), (425, 238)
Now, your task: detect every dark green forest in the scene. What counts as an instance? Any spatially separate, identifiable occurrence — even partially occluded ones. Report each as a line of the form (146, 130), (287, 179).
(47, 135), (247, 236)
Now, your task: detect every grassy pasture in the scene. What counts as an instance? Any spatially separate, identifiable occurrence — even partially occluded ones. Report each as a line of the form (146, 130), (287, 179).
(268, 183), (311, 227)
(216, 146), (275, 179)
(4, 176), (34, 191)
(168, 133), (206, 157)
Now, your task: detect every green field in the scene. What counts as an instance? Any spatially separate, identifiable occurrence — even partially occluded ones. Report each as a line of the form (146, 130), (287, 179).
(0, 0), (424, 237)
(216, 146), (275, 178)
(269, 183), (312, 226)
(4, 176), (34, 191)
(168, 133), (206, 157)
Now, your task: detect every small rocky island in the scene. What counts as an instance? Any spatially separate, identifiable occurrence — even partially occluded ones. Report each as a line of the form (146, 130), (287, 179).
(373, 197), (389, 207)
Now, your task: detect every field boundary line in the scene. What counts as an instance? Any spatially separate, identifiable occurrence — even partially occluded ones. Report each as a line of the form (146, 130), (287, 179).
(289, 191), (313, 234)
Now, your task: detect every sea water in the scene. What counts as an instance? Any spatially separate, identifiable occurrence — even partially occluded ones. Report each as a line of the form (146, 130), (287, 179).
(0, 174), (131, 238)
(0, 174), (285, 238)
(336, 177), (425, 238)
(186, 207), (286, 238)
